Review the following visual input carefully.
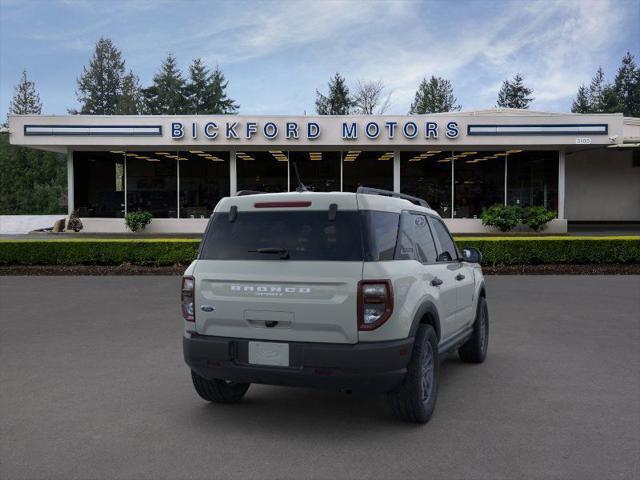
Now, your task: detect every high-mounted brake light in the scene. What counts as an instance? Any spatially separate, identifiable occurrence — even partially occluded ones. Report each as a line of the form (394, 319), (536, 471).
(181, 276), (195, 322)
(254, 201), (312, 208)
(357, 280), (393, 331)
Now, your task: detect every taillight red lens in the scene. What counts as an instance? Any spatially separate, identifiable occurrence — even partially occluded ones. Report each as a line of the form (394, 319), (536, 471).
(181, 276), (195, 322)
(357, 280), (393, 331)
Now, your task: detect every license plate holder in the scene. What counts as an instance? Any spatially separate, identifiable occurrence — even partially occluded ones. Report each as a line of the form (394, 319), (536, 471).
(248, 341), (290, 367)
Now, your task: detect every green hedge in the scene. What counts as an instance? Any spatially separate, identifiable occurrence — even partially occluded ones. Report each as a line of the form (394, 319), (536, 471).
(0, 239), (201, 266)
(0, 237), (639, 266)
(456, 237), (640, 266)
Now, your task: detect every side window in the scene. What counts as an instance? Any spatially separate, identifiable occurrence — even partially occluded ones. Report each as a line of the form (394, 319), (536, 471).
(396, 212), (438, 263)
(430, 217), (458, 262)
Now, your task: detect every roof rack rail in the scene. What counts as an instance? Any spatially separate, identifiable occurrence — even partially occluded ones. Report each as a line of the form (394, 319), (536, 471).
(356, 186), (431, 209)
(236, 190), (264, 196)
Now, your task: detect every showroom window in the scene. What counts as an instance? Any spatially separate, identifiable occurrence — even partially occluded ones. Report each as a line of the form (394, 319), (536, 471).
(73, 151), (125, 218)
(507, 150), (558, 212)
(453, 151), (505, 218)
(342, 150), (394, 192)
(126, 152), (177, 218)
(288, 151), (340, 192)
(401, 151), (453, 217)
(236, 150), (288, 193)
(178, 151), (230, 218)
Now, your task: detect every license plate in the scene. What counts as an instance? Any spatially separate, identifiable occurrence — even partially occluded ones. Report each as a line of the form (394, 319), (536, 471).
(248, 341), (290, 367)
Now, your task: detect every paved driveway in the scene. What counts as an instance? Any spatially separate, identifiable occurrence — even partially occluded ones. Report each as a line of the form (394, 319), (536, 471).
(1, 276), (638, 480)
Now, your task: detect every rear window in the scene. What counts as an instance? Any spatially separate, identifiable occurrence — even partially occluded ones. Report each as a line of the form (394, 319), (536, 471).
(200, 210), (364, 261)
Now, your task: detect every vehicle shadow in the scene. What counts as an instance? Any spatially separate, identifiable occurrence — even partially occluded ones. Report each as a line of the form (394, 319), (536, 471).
(180, 356), (471, 435)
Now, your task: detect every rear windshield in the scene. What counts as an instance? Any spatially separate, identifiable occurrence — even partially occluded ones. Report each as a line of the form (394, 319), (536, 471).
(199, 209), (401, 262)
(200, 210), (364, 261)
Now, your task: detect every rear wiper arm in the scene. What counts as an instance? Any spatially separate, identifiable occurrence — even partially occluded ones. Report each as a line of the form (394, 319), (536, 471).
(248, 247), (290, 259)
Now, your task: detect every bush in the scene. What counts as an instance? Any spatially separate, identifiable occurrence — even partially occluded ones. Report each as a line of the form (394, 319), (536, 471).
(67, 210), (83, 232)
(456, 237), (640, 266)
(482, 204), (556, 232)
(125, 211), (153, 232)
(521, 206), (556, 232)
(0, 239), (201, 266)
(481, 205), (520, 232)
(0, 237), (638, 267)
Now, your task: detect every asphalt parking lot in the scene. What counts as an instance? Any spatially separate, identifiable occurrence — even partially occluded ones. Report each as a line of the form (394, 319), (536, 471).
(1, 275), (639, 480)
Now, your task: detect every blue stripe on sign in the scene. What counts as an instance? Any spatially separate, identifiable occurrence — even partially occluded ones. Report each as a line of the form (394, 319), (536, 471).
(24, 125), (163, 137)
(467, 124), (608, 136)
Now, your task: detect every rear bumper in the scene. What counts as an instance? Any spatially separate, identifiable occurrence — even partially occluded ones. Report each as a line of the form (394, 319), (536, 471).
(183, 333), (414, 393)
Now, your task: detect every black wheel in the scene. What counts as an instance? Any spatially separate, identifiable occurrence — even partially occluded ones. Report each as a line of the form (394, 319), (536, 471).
(191, 371), (250, 403)
(387, 324), (439, 424)
(458, 296), (489, 363)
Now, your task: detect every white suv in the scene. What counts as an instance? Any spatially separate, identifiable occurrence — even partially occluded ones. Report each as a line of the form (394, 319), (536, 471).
(182, 187), (488, 423)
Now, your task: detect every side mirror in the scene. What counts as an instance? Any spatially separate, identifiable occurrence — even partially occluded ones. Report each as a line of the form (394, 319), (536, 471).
(462, 247), (482, 264)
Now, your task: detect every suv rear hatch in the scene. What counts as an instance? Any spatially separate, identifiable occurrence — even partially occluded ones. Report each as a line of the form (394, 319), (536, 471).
(193, 193), (363, 344)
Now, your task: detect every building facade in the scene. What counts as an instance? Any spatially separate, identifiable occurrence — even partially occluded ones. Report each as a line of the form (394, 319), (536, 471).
(8, 109), (640, 233)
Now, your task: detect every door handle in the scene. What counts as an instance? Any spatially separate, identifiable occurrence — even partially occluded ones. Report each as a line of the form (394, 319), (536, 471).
(455, 274), (465, 281)
(431, 277), (443, 287)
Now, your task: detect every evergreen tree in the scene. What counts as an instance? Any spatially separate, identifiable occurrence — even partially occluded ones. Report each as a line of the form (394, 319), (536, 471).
(409, 76), (460, 114)
(315, 73), (353, 115)
(9, 70), (42, 116)
(571, 85), (591, 113)
(116, 71), (144, 115)
(75, 37), (126, 114)
(143, 53), (188, 114)
(496, 73), (534, 109)
(587, 67), (607, 112)
(613, 51), (640, 117)
(185, 59), (239, 114)
(207, 65), (239, 114)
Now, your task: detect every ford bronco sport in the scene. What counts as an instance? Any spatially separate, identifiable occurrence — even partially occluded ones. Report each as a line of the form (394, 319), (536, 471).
(182, 187), (488, 423)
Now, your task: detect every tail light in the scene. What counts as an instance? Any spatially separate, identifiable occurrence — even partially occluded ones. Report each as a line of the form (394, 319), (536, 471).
(358, 280), (393, 331)
(181, 276), (195, 322)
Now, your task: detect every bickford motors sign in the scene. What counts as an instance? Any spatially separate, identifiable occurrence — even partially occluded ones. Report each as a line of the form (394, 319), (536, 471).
(171, 119), (461, 141)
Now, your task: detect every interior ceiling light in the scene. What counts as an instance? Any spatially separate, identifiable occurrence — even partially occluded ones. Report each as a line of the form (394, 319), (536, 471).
(110, 150), (125, 154)
(437, 159), (450, 163)
(507, 150), (523, 154)
(146, 158), (161, 162)
(495, 153), (507, 156)
(189, 150), (204, 154)
(125, 153), (137, 157)
(135, 156), (149, 159)
(155, 152), (170, 155)
(427, 150), (442, 154)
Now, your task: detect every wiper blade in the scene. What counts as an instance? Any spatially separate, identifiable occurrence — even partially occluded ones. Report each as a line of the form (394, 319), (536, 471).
(248, 247), (290, 259)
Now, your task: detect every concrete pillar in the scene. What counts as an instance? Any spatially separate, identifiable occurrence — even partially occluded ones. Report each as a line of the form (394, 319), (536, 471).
(558, 149), (566, 219)
(393, 150), (400, 193)
(230, 150), (237, 196)
(66, 149), (74, 215)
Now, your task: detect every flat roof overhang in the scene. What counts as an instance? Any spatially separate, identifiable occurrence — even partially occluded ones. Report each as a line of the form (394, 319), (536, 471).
(7, 112), (628, 153)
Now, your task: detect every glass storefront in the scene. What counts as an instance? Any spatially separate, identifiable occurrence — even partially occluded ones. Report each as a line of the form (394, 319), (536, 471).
(74, 151), (125, 217)
(73, 149), (560, 220)
(178, 151), (229, 218)
(288, 151), (340, 191)
(453, 151), (505, 218)
(507, 150), (558, 212)
(126, 152), (177, 218)
(343, 150), (394, 192)
(236, 150), (288, 193)
(401, 150), (452, 217)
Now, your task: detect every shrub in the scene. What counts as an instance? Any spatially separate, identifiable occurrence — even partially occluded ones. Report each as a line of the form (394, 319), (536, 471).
(481, 205), (520, 232)
(125, 211), (153, 232)
(67, 210), (83, 232)
(0, 237), (638, 267)
(521, 206), (556, 232)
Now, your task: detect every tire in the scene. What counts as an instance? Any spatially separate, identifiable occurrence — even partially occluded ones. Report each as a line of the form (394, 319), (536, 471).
(387, 324), (439, 424)
(191, 370), (250, 403)
(458, 296), (489, 363)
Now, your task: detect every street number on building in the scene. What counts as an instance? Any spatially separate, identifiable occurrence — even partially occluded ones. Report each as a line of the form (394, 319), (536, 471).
(576, 137), (592, 144)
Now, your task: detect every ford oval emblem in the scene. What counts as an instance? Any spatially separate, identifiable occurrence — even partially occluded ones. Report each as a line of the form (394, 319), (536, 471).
(200, 305), (215, 312)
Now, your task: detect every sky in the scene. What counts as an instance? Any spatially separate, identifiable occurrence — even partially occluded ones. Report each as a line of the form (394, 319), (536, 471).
(0, 0), (638, 117)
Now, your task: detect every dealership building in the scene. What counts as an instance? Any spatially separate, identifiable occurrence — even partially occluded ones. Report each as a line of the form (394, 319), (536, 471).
(8, 109), (640, 233)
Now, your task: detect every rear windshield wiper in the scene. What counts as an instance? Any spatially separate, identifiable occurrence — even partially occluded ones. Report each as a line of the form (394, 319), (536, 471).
(248, 247), (290, 259)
